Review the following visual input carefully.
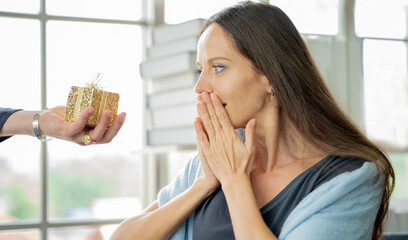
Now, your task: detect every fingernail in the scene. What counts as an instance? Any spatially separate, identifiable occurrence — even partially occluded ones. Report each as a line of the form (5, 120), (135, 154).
(251, 119), (257, 126)
(88, 107), (94, 114)
(202, 92), (208, 99)
(210, 93), (216, 99)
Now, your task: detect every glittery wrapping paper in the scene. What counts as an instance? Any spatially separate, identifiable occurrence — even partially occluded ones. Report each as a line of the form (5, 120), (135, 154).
(65, 86), (119, 128)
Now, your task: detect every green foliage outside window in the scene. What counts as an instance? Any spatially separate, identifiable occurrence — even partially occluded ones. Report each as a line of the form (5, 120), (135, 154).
(0, 174), (115, 220)
(49, 173), (115, 217)
(0, 184), (38, 220)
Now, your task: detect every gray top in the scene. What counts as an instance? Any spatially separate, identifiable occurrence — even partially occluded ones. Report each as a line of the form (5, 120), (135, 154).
(193, 155), (366, 239)
(158, 129), (381, 240)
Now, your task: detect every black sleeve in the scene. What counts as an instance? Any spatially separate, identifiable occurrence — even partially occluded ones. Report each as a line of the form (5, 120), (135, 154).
(0, 108), (23, 143)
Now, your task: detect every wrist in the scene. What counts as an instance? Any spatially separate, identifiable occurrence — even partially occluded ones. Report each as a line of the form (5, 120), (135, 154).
(37, 109), (49, 136)
(193, 177), (219, 198)
(9, 110), (41, 136)
(221, 173), (251, 193)
(33, 110), (53, 141)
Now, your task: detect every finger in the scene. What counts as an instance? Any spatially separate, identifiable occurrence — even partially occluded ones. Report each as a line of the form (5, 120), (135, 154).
(210, 93), (235, 133)
(89, 110), (112, 141)
(197, 101), (216, 141)
(67, 107), (94, 135)
(201, 92), (223, 133)
(195, 129), (213, 178)
(98, 112), (126, 143)
(196, 102), (208, 137)
(194, 118), (207, 161)
(194, 117), (210, 150)
(195, 132), (210, 178)
(244, 119), (257, 154)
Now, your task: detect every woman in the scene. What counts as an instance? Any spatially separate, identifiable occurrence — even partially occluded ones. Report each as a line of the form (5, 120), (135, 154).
(111, 2), (394, 239)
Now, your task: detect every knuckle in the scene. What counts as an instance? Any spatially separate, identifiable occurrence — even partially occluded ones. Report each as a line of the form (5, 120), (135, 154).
(219, 111), (228, 120)
(93, 134), (103, 142)
(205, 121), (213, 130)
(210, 112), (217, 121)
(199, 133), (207, 141)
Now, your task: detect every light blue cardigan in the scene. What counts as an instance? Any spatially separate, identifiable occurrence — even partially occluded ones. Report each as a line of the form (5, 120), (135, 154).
(158, 133), (384, 240)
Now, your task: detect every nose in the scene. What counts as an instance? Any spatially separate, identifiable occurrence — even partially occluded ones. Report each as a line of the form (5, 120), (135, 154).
(194, 71), (212, 95)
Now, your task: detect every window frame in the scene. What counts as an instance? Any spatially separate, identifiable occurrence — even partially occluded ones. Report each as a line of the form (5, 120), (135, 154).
(0, 0), (151, 239)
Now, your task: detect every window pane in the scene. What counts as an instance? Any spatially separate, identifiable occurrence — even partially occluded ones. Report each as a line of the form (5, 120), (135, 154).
(0, 138), (41, 223)
(0, 0), (40, 14)
(48, 147), (144, 220)
(46, 21), (143, 152)
(167, 150), (196, 183)
(0, 229), (40, 239)
(355, 0), (407, 39)
(46, 21), (144, 220)
(46, 0), (142, 21)
(386, 153), (408, 232)
(272, 0), (339, 35)
(0, 17), (41, 224)
(0, 18), (41, 109)
(49, 224), (118, 240)
(389, 153), (408, 198)
(363, 39), (408, 148)
(165, 0), (253, 24)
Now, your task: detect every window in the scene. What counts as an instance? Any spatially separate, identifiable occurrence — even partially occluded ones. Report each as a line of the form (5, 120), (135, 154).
(356, 0), (408, 232)
(164, 0), (260, 24)
(0, 0), (40, 14)
(363, 40), (407, 148)
(0, 17), (42, 224)
(48, 225), (118, 239)
(0, 0), (145, 238)
(355, 0), (407, 39)
(271, 0), (339, 35)
(356, 0), (408, 205)
(0, 229), (40, 239)
(46, 0), (142, 21)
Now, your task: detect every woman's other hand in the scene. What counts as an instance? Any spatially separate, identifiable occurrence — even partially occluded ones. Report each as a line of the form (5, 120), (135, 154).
(194, 115), (220, 194)
(194, 92), (257, 185)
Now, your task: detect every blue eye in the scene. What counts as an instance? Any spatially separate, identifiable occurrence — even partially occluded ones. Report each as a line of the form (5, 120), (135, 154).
(213, 65), (226, 73)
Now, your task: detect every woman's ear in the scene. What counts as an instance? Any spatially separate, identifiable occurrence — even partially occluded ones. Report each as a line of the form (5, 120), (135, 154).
(259, 74), (274, 96)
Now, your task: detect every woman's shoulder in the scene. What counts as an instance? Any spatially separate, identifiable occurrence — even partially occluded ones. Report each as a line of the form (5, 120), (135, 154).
(312, 155), (368, 188)
(279, 161), (383, 240)
(318, 155), (367, 171)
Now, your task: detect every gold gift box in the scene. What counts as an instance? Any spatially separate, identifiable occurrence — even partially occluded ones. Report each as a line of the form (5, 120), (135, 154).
(65, 85), (119, 128)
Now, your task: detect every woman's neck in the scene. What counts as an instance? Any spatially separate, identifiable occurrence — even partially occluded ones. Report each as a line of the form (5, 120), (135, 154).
(253, 115), (326, 173)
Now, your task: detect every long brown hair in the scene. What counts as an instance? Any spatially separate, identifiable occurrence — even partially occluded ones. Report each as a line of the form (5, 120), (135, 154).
(201, 1), (395, 239)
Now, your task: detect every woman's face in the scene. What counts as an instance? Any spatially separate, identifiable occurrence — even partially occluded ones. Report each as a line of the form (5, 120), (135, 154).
(195, 23), (271, 128)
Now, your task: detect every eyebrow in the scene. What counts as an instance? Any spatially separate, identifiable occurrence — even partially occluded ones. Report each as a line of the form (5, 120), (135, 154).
(196, 56), (231, 66)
